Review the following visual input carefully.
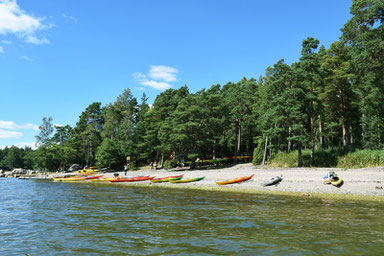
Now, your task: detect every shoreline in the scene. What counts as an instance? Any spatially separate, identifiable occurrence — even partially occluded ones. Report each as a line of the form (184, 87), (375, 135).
(30, 163), (384, 201)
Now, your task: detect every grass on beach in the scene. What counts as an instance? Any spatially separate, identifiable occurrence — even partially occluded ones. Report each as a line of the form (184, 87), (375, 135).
(270, 149), (384, 169)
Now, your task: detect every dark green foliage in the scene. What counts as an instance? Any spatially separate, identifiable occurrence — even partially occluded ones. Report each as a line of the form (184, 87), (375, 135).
(342, 0), (384, 149)
(252, 137), (263, 165)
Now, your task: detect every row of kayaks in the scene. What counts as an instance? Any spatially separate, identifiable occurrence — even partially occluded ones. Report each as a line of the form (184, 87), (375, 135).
(52, 173), (255, 185)
(53, 174), (207, 184)
(52, 173), (344, 187)
(52, 173), (280, 186)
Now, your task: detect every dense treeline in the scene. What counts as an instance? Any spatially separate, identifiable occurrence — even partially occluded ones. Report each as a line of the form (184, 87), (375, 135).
(1, 0), (383, 170)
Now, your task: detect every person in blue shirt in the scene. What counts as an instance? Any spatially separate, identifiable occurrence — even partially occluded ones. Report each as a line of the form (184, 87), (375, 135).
(323, 170), (338, 184)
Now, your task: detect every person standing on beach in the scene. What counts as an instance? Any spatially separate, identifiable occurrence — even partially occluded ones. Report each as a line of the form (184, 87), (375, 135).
(154, 160), (157, 170)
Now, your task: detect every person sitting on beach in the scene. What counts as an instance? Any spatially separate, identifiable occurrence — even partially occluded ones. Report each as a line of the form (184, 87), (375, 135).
(153, 160), (157, 170)
(323, 171), (338, 184)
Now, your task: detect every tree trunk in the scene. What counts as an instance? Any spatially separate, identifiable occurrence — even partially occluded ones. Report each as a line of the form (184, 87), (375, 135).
(288, 125), (291, 151)
(310, 115), (315, 167)
(161, 154), (164, 168)
(319, 114), (324, 148)
(298, 142), (303, 167)
(262, 136), (268, 165)
(342, 115), (347, 147)
(234, 122), (238, 164)
(237, 120), (241, 155)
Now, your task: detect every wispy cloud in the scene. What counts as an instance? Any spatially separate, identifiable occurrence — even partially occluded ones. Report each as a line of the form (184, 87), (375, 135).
(149, 65), (178, 82)
(141, 79), (173, 91)
(21, 55), (33, 61)
(0, 46), (3, 53)
(0, 0), (52, 44)
(0, 129), (23, 139)
(133, 65), (178, 91)
(62, 13), (77, 23)
(25, 35), (49, 45)
(1, 39), (11, 44)
(0, 120), (39, 130)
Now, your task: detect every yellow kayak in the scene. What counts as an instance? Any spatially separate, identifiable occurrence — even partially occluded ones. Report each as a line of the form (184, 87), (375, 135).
(330, 176), (343, 186)
(90, 177), (117, 182)
(170, 176), (205, 183)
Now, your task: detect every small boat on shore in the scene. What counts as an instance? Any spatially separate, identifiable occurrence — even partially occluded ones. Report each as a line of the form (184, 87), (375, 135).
(330, 176), (343, 187)
(53, 174), (103, 182)
(150, 174), (184, 183)
(261, 175), (283, 187)
(216, 174), (254, 185)
(110, 175), (155, 182)
(90, 177), (118, 182)
(170, 176), (205, 183)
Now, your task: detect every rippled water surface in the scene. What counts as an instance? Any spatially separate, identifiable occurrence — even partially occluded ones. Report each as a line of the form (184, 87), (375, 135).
(1, 178), (384, 255)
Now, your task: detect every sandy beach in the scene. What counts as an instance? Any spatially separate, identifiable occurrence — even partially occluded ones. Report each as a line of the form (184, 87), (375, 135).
(83, 163), (384, 199)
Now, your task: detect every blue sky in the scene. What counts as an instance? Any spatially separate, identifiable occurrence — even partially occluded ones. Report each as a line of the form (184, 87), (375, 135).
(0, 0), (352, 149)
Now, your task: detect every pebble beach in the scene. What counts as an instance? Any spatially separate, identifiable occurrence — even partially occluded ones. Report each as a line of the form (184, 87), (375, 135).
(92, 163), (384, 199)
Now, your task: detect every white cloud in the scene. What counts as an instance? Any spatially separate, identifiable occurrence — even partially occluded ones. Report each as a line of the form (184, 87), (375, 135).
(1, 39), (11, 44)
(0, 0), (52, 44)
(21, 55), (32, 61)
(133, 65), (178, 91)
(62, 13), (77, 23)
(25, 35), (49, 45)
(141, 80), (172, 90)
(0, 45), (3, 53)
(0, 129), (22, 139)
(0, 120), (39, 130)
(149, 65), (178, 82)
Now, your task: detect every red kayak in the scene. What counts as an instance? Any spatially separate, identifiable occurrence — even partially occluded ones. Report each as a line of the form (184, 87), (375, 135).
(84, 175), (104, 180)
(110, 175), (155, 182)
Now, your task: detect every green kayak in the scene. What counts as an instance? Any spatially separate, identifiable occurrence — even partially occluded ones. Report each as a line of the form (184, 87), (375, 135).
(170, 176), (205, 183)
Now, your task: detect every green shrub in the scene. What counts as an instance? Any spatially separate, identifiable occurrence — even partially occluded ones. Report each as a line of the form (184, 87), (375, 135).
(163, 160), (179, 170)
(338, 150), (384, 168)
(270, 150), (302, 167)
(270, 148), (384, 168)
(252, 137), (264, 165)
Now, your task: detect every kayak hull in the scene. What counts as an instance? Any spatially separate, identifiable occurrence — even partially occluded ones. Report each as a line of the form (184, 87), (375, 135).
(170, 176), (205, 183)
(261, 175), (283, 187)
(150, 174), (184, 183)
(330, 176), (343, 186)
(216, 174), (254, 185)
(110, 175), (154, 182)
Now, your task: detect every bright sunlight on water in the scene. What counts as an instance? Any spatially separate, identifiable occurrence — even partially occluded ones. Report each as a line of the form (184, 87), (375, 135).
(1, 178), (383, 255)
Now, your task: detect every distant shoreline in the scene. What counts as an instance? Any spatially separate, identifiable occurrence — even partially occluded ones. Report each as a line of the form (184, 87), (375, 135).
(30, 163), (384, 201)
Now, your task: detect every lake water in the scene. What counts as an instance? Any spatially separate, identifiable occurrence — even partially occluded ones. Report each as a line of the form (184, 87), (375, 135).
(1, 178), (383, 255)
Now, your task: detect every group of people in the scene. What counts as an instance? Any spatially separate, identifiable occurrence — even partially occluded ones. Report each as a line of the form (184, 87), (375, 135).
(149, 161), (158, 170)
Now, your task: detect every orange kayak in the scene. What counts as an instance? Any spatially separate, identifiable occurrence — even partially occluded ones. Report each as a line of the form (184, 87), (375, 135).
(216, 174), (254, 185)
